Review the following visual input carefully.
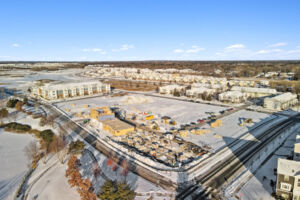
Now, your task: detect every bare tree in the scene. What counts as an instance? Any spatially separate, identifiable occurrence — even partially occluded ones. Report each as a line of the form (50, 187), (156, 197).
(49, 135), (67, 164)
(24, 141), (39, 167)
(15, 101), (23, 112)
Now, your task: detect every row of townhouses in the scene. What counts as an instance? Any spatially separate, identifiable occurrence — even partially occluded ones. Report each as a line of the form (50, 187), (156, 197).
(276, 135), (300, 199)
(82, 66), (268, 87)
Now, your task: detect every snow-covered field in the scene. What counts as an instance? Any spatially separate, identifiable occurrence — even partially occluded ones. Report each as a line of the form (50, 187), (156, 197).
(0, 129), (34, 200)
(234, 130), (298, 200)
(26, 155), (79, 200)
(0, 68), (85, 90)
(56, 94), (226, 125)
(0, 109), (61, 200)
(184, 110), (276, 151)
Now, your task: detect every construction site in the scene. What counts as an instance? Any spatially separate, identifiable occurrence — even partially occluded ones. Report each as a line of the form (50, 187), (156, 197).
(53, 92), (282, 169)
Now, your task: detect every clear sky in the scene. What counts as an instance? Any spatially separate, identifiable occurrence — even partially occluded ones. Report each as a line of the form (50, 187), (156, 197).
(0, 0), (300, 61)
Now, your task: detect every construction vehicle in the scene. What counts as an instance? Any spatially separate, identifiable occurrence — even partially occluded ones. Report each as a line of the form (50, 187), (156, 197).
(145, 115), (154, 120)
(169, 120), (177, 126)
(239, 118), (253, 126)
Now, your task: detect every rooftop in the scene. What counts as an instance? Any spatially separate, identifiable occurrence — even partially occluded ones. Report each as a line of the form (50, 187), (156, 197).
(268, 92), (297, 102)
(102, 119), (134, 131)
(231, 86), (277, 94)
(40, 80), (105, 90)
(277, 158), (300, 176)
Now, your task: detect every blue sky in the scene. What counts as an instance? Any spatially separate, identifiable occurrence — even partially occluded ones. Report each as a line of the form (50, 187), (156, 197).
(0, 0), (300, 61)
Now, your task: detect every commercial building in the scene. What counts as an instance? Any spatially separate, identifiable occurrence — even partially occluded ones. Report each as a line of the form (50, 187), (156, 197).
(90, 107), (115, 121)
(276, 158), (300, 200)
(31, 81), (110, 100)
(101, 119), (134, 136)
(264, 93), (298, 111)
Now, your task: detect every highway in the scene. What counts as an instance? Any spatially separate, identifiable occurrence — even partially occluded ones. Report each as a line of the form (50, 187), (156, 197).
(176, 114), (299, 200)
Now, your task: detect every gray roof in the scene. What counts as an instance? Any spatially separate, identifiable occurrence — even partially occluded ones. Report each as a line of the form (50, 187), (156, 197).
(277, 158), (300, 176)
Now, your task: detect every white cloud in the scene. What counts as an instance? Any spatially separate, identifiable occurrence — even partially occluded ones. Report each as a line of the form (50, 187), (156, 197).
(255, 49), (282, 54)
(173, 49), (184, 53)
(173, 45), (205, 54)
(268, 42), (287, 47)
(112, 44), (134, 52)
(82, 48), (106, 54)
(12, 43), (20, 47)
(225, 44), (245, 50)
(297, 45), (300, 48)
(287, 49), (300, 54)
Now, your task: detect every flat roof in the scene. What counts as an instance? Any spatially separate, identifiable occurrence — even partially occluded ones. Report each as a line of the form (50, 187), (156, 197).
(40, 80), (106, 90)
(277, 158), (300, 176)
(102, 119), (134, 131)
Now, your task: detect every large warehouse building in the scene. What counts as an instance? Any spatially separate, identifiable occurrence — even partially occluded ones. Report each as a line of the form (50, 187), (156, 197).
(31, 81), (110, 100)
(264, 92), (298, 110)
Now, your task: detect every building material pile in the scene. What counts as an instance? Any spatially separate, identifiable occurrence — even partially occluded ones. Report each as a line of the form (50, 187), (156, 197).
(210, 119), (222, 128)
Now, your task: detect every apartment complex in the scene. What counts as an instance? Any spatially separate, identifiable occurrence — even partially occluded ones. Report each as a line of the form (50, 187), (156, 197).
(264, 92), (298, 111)
(276, 158), (300, 199)
(276, 135), (300, 200)
(31, 81), (110, 100)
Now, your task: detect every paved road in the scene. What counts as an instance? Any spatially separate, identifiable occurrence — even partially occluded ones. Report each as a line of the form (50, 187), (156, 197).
(176, 115), (299, 199)
(44, 104), (178, 191)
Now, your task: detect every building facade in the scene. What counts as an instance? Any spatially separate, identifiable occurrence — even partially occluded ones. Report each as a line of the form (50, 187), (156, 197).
(231, 86), (277, 98)
(276, 158), (300, 199)
(31, 81), (110, 100)
(264, 92), (298, 111)
(218, 91), (248, 103)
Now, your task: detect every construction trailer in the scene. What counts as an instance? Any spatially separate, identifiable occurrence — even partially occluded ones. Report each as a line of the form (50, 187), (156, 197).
(239, 118), (253, 126)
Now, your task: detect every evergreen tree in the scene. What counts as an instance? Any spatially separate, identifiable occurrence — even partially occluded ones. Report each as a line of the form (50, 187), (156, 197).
(98, 180), (135, 200)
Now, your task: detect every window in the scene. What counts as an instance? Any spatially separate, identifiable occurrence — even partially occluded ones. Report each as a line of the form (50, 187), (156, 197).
(294, 195), (300, 200)
(280, 182), (291, 191)
(298, 178), (300, 187)
(284, 175), (290, 182)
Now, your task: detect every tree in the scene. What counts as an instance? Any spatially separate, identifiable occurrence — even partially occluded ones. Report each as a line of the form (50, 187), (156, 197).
(6, 98), (19, 108)
(39, 129), (54, 163)
(23, 96), (28, 105)
(0, 108), (8, 124)
(98, 180), (136, 200)
(24, 141), (39, 168)
(68, 140), (85, 154)
(15, 101), (23, 112)
(68, 169), (82, 187)
(77, 179), (97, 200)
(40, 129), (54, 145)
(49, 135), (67, 164)
(39, 116), (47, 127)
